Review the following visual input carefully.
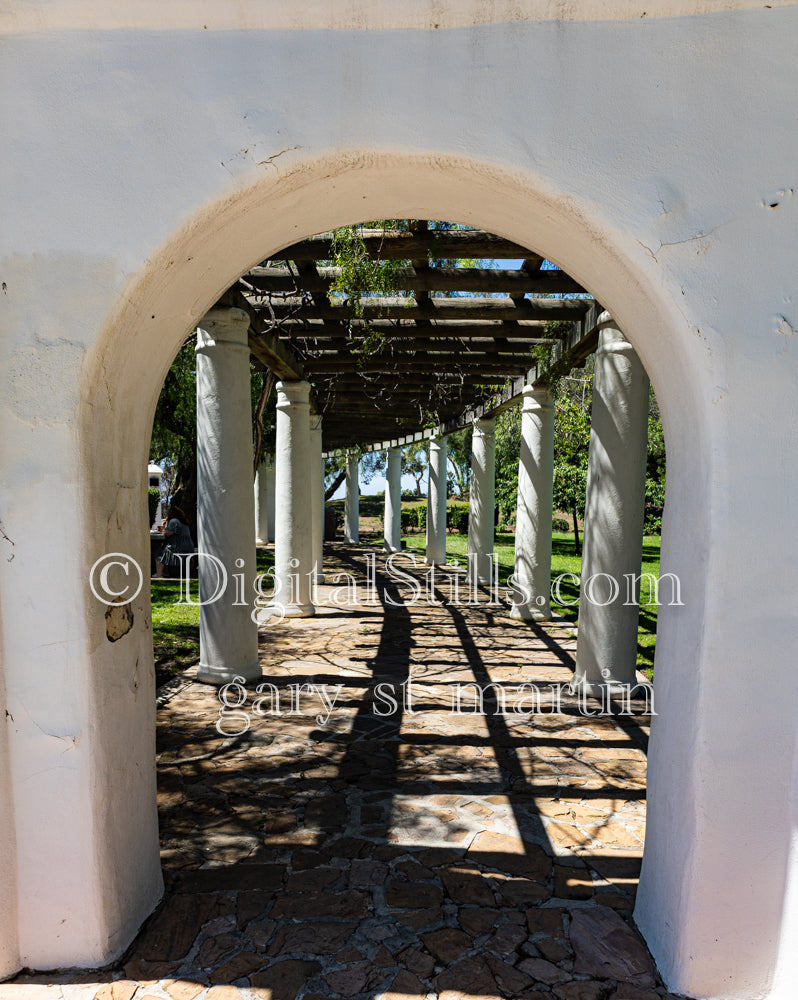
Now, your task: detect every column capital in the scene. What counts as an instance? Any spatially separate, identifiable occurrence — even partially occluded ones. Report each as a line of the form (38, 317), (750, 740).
(196, 306), (250, 351)
(473, 417), (495, 439)
(275, 380), (311, 408)
(521, 384), (554, 412)
(595, 315), (635, 356)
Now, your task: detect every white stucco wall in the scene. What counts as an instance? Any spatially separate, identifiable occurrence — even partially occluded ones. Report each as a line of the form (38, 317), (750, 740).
(1, 3), (797, 996)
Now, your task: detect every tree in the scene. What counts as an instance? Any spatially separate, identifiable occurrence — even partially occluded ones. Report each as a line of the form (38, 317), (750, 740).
(150, 333), (275, 534)
(324, 447), (385, 500)
(403, 441), (429, 497)
(494, 408), (522, 525)
(446, 427), (472, 496)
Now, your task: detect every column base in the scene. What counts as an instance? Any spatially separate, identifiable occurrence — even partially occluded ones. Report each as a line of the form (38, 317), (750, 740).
(197, 659), (262, 686)
(269, 602), (316, 618)
(425, 557), (448, 567)
(569, 674), (648, 697)
(509, 603), (552, 621)
(314, 573), (326, 584)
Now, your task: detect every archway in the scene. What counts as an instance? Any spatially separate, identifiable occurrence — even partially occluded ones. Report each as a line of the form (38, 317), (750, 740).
(7, 151), (760, 995)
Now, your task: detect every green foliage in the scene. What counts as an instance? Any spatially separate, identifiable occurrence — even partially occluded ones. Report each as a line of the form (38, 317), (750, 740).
(400, 509), (416, 532)
(415, 504), (427, 530)
(150, 333), (276, 531)
(552, 517), (569, 532)
(446, 428), (472, 496)
(150, 335), (198, 525)
(447, 503), (470, 534)
(552, 462), (588, 519)
(403, 441), (429, 497)
(324, 448), (386, 496)
(494, 408), (521, 523)
(644, 476), (666, 535)
(328, 224), (402, 356)
(147, 487), (160, 526)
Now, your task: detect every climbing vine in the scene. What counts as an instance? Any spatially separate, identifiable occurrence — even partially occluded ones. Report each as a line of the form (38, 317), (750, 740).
(328, 223), (402, 356)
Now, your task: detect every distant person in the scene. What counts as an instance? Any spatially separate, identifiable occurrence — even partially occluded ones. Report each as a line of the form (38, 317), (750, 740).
(154, 504), (194, 578)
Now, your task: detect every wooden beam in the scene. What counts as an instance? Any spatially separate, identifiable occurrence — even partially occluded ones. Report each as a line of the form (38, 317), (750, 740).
(305, 359), (533, 374)
(247, 296), (591, 322)
(320, 373), (511, 386)
(242, 265), (584, 296)
(303, 343), (540, 357)
(276, 323), (555, 339)
(272, 229), (538, 262)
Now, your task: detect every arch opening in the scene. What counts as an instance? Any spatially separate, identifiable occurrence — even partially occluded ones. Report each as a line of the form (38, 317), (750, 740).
(29, 151), (717, 993)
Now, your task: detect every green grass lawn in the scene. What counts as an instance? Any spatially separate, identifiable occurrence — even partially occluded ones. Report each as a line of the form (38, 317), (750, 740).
(150, 548), (275, 687)
(151, 528), (658, 684)
(402, 530), (660, 677)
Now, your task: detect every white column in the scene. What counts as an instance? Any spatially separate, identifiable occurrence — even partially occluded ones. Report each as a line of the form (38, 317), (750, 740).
(254, 453), (274, 545)
(426, 435), (448, 565)
(573, 315), (649, 692)
(384, 446), (402, 553)
(344, 450), (360, 544)
(273, 381), (315, 617)
(468, 418), (496, 584)
(195, 307), (260, 685)
(511, 386), (555, 620)
(310, 414), (325, 583)
(265, 458), (276, 542)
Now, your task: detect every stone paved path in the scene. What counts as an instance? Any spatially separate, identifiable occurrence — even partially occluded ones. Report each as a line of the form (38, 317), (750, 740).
(3, 544), (685, 1000)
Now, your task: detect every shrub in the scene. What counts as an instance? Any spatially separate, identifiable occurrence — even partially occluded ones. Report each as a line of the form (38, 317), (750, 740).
(552, 517), (569, 532)
(415, 504), (427, 530)
(148, 487), (160, 526)
(644, 477), (665, 535)
(401, 509), (416, 532)
(448, 503), (470, 534)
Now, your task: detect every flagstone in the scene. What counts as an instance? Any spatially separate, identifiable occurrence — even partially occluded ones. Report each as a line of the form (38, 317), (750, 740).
(517, 956), (572, 985)
(349, 859), (389, 886)
(397, 947), (435, 978)
(391, 908), (441, 931)
(467, 831), (551, 879)
(197, 934), (239, 969)
(93, 983), (138, 1000)
(553, 984), (607, 1000)
(458, 907), (499, 936)
(0, 543), (664, 1000)
(535, 936), (572, 963)
(380, 970), (427, 997)
(570, 907), (655, 987)
(526, 909), (566, 937)
(484, 922), (527, 956)
(420, 928), (472, 964)
(433, 955), (496, 996)
(208, 952), (264, 984)
(249, 959), (322, 1000)
(163, 983), (205, 1000)
(484, 954), (534, 995)
(284, 868), (340, 893)
(270, 890), (371, 920)
(439, 865), (495, 906)
(204, 988), (242, 1000)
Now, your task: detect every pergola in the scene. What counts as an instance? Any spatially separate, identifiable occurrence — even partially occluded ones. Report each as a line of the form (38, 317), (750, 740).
(215, 225), (600, 449)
